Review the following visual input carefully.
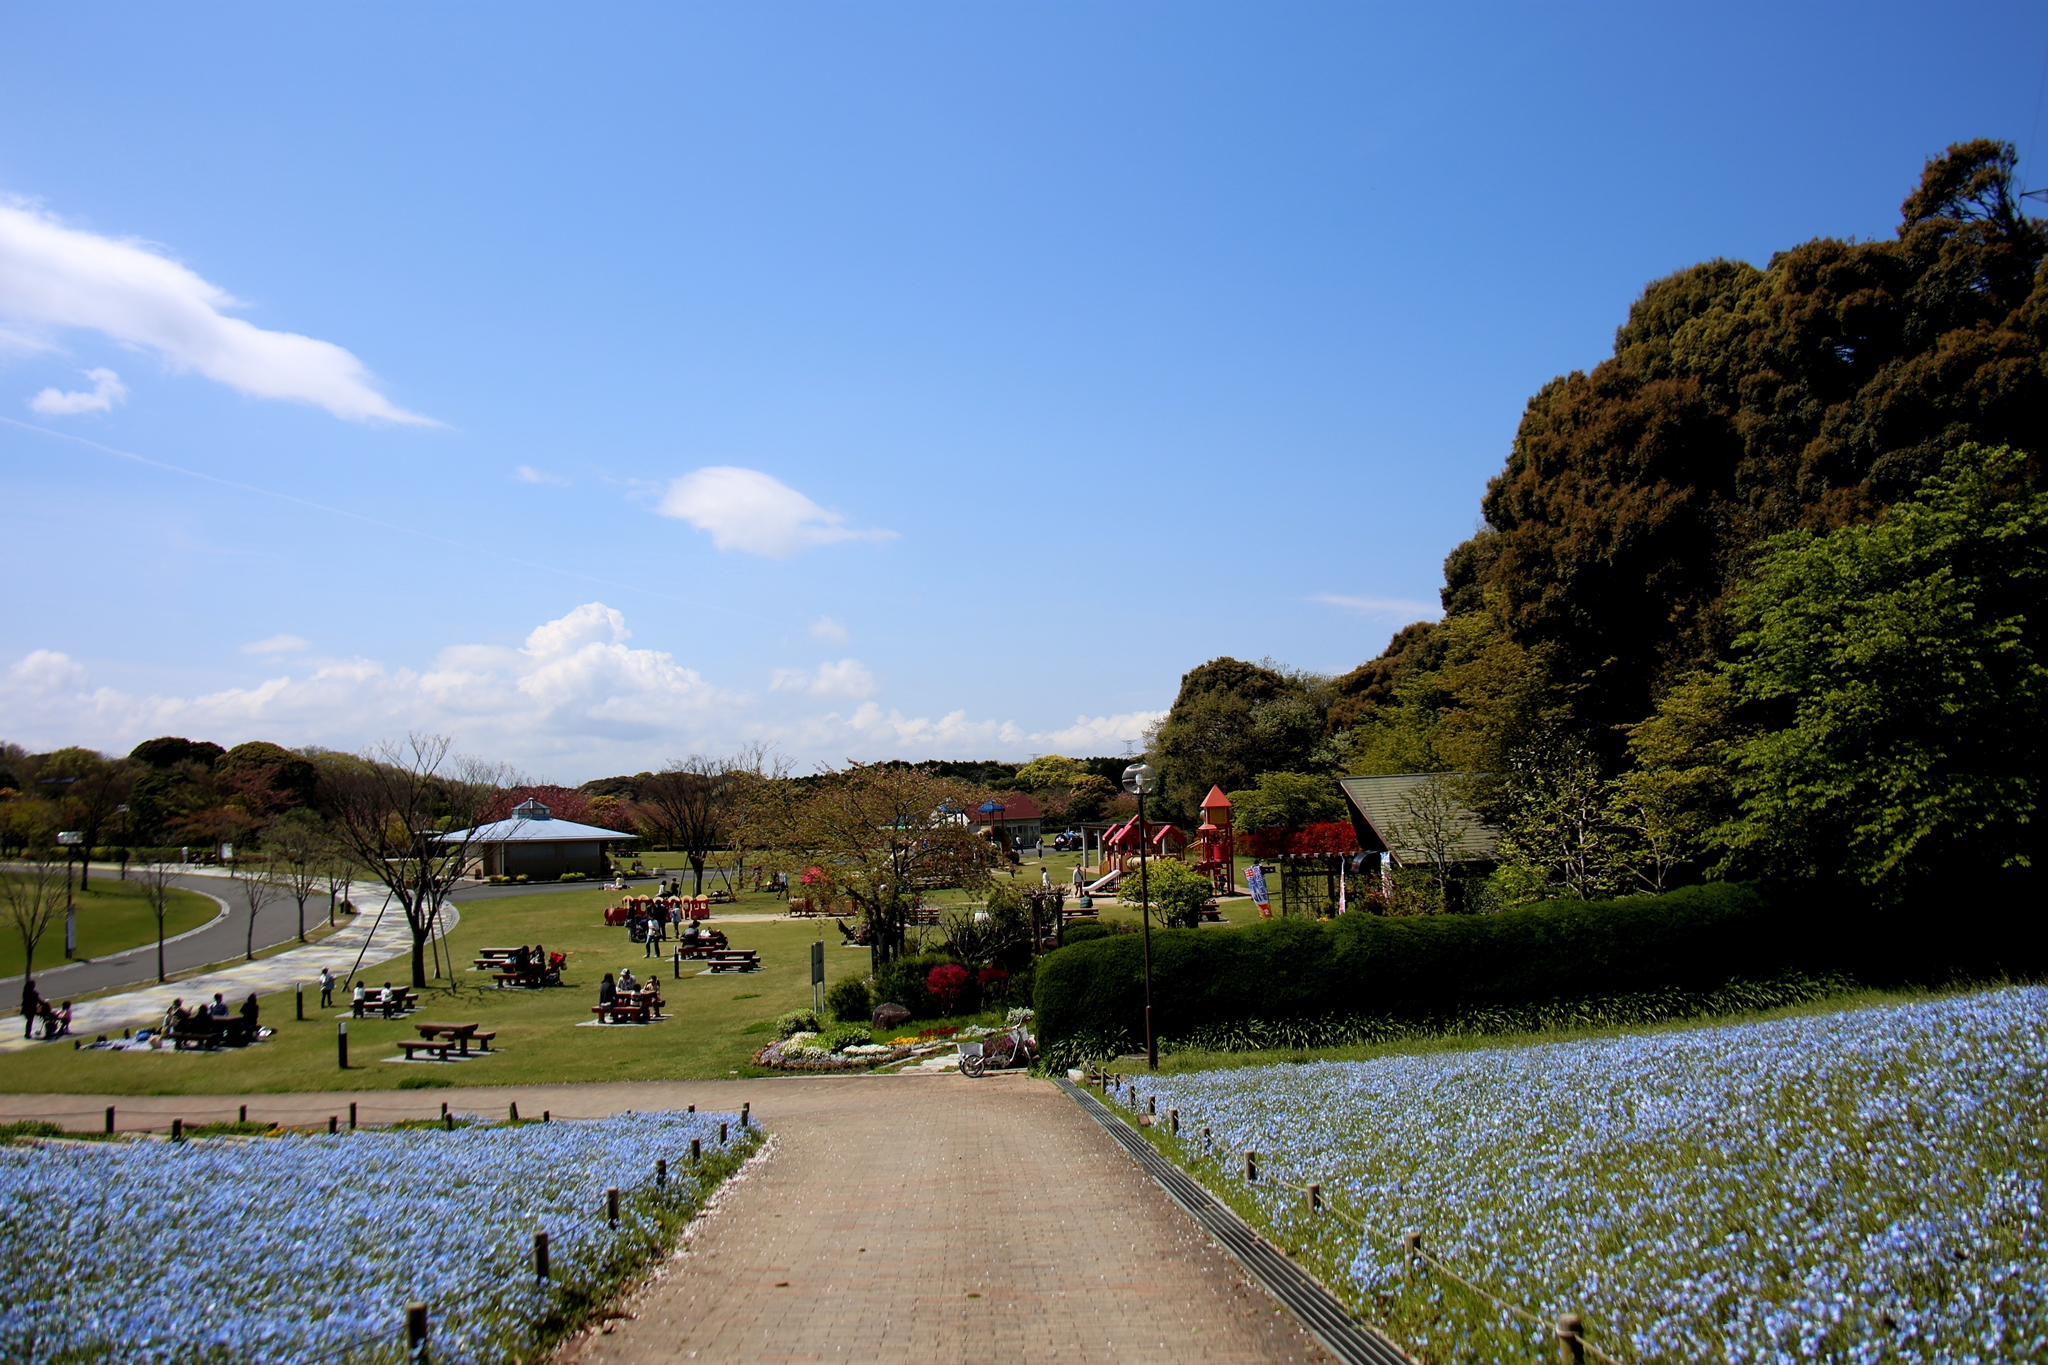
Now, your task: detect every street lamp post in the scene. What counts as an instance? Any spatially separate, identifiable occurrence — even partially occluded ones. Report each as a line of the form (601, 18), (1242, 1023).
(1121, 762), (1160, 1070)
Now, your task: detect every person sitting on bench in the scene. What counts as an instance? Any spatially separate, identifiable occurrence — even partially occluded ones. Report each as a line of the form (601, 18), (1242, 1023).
(598, 973), (617, 1009)
(240, 993), (259, 1029)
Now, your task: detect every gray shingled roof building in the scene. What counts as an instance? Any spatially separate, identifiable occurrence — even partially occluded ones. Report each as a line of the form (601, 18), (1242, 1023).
(1337, 774), (1499, 866)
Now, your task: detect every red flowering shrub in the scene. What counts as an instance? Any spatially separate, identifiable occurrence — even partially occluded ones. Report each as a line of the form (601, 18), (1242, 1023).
(926, 963), (972, 1015)
(977, 968), (1012, 1002)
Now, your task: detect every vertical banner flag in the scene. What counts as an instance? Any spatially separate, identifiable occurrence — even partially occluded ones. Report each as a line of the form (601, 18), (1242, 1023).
(1245, 861), (1270, 915)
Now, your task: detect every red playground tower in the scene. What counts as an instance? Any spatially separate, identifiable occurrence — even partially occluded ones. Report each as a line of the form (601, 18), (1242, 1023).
(1194, 785), (1235, 894)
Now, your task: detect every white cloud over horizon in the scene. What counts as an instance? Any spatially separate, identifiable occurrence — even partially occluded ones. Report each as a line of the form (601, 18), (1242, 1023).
(0, 199), (432, 424)
(29, 366), (126, 415)
(655, 466), (897, 558)
(770, 658), (879, 699)
(2, 604), (1161, 780)
(513, 465), (569, 486)
(808, 616), (849, 644)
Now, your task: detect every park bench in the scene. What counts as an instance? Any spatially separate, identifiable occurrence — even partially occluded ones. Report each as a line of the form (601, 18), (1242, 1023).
(706, 950), (761, 973)
(397, 1039), (458, 1062)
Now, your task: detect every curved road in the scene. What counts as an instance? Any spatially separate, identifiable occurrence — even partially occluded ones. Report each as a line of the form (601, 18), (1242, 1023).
(0, 872), (660, 1003)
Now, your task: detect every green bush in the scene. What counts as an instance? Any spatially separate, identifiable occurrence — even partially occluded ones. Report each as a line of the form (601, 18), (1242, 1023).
(1035, 883), (1803, 1062)
(819, 1022), (872, 1051)
(825, 974), (873, 1023)
(873, 953), (967, 1019)
(1119, 857), (1213, 928)
(1060, 921), (1115, 944)
(774, 1008), (820, 1039)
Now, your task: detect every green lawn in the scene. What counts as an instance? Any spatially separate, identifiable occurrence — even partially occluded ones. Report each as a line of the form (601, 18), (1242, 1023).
(0, 881), (879, 1095)
(0, 874), (218, 981)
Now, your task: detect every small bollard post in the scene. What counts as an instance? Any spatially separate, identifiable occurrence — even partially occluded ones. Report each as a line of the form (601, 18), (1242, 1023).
(329, 1115), (338, 1135)
(673, 949), (680, 980)
(171, 1117), (183, 1142)
(741, 1102), (750, 1128)
(1245, 1151), (1257, 1183)
(104, 1106), (115, 1135)
(687, 1103), (695, 1113)
(1403, 1230), (1422, 1282)
(720, 1121), (729, 1144)
(534, 1228), (550, 1280)
(239, 1105), (247, 1124)
(1147, 1095), (1156, 1117)
(405, 1300), (429, 1363)
(443, 1111), (453, 1131)
(337, 1020), (348, 1070)
(691, 1136), (701, 1163)
(1308, 1182), (1322, 1214)
(349, 1102), (358, 1130)
(296, 983), (304, 1021)
(606, 1186), (620, 1226)
(509, 1101), (519, 1123)
(543, 1110), (550, 1124)
(1201, 1125), (1211, 1147)
(1555, 1314), (1585, 1365)
(656, 1157), (668, 1190)
(1168, 1108), (1179, 1136)
(441, 1101), (449, 1121)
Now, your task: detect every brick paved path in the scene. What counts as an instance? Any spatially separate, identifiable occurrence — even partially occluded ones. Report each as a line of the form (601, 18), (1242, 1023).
(0, 1076), (1329, 1364)
(560, 1076), (1327, 1365)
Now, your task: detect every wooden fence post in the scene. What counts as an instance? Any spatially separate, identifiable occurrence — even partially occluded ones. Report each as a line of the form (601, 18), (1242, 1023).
(1245, 1151), (1257, 1182)
(1403, 1230), (1422, 1282)
(405, 1301), (429, 1363)
(1555, 1315), (1585, 1365)
(534, 1229), (550, 1280)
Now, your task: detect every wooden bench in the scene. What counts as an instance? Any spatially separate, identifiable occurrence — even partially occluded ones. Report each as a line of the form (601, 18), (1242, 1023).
(592, 1002), (652, 1024)
(707, 950), (761, 973)
(398, 1039), (457, 1062)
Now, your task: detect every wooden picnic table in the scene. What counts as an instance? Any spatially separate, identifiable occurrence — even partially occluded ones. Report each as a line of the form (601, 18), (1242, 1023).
(706, 949), (761, 973)
(399, 1021), (495, 1061)
(354, 988), (418, 1019)
(591, 990), (664, 1024)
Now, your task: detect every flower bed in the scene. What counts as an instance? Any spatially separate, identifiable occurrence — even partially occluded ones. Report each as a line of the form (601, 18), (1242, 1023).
(1112, 987), (2048, 1364)
(752, 1038), (918, 1070)
(0, 1111), (758, 1363)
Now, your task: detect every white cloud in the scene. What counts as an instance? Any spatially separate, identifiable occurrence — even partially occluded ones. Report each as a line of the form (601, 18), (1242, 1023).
(808, 616), (849, 645)
(1310, 593), (1441, 619)
(240, 634), (311, 656)
(0, 199), (432, 425)
(655, 466), (896, 559)
(1, 607), (1162, 777)
(10, 649), (88, 690)
(513, 465), (569, 486)
(770, 658), (879, 699)
(28, 366), (125, 415)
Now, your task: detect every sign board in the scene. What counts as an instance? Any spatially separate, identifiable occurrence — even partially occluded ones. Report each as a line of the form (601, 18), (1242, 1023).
(810, 939), (826, 985)
(56, 831), (83, 846)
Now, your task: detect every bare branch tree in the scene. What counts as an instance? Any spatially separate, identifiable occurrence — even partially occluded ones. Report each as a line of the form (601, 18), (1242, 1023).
(1394, 775), (1466, 912)
(266, 809), (325, 943)
(233, 858), (276, 962)
(320, 736), (508, 989)
(1, 849), (65, 980)
(138, 857), (181, 983)
(748, 762), (994, 970)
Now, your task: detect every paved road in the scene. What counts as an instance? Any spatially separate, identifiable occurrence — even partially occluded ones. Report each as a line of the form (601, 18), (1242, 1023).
(0, 1078), (1329, 1364)
(0, 870), (573, 1006)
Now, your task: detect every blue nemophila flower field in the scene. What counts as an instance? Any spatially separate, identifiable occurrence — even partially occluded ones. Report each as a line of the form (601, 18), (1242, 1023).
(0, 1110), (756, 1365)
(1116, 987), (2048, 1364)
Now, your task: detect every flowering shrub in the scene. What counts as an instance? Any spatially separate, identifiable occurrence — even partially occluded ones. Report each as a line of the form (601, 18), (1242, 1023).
(0, 1111), (757, 1364)
(976, 968), (1011, 1002)
(1117, 987), (2048, 1364)
(926, 963), (972, 1014)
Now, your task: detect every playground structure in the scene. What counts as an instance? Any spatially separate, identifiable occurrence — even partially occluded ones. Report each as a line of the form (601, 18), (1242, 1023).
(1192, 785), (1236, 894)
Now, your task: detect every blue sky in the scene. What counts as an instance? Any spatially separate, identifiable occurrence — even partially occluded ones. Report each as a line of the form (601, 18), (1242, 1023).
(3, 2), (2044, 781)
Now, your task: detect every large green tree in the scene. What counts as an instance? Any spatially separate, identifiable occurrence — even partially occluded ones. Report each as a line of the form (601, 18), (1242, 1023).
(1437, 139), (2047, 744)
(1716, 444), (2044, 897)
(1146, 657), (1332, 819)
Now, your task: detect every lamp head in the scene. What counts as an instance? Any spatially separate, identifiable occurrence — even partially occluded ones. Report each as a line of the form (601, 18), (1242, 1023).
(1121, 762), (1157, 796)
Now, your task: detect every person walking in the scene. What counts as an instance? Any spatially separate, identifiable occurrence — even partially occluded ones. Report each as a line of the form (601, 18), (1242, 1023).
(318, 966), (335, 1009)
(20, 977), (39, 1040)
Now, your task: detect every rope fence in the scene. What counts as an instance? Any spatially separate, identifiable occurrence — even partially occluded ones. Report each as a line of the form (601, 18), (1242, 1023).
(1094, 1071), (1624, 1365)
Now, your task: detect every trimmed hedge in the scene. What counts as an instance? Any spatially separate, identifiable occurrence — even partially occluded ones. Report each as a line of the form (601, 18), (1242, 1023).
(1031, 880), (2042, 1060)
